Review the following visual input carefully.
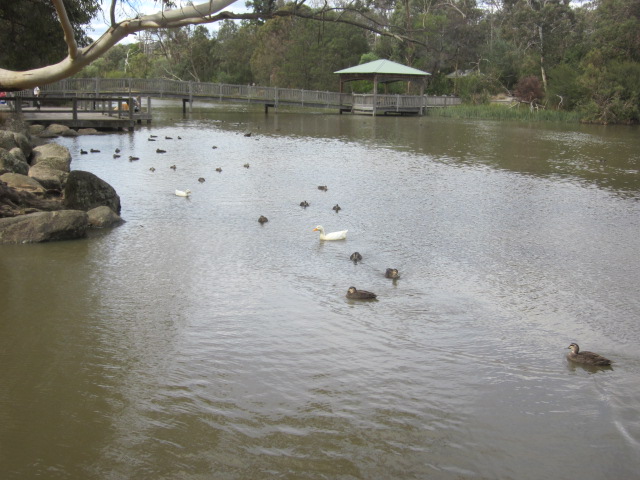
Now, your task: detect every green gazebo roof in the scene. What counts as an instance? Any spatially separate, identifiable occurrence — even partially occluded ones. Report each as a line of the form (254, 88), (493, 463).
(334, 59), (430, 94)
(334, 59), (430, 77)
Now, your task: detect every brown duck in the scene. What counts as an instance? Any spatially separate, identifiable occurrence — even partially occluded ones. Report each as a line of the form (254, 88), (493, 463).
(566, 343), (612, 366)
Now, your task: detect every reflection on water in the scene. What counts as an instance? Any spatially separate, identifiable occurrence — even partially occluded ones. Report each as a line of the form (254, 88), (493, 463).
(1, 103), (639, 479)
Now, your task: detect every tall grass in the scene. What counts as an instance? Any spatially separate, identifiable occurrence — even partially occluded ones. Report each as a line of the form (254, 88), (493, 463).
(427, 103), (582, 123)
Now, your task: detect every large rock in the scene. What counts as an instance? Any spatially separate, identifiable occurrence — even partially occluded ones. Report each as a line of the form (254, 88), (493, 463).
(9, 147), (28, 165)
(61, 129), (79, 137)
(77, 128), (99, 135)
(29, 163), (67, 190)
(0, 210), (88, 244)
(42, 124), (71, 137)
(0, 148), (30, 175)
(0, 130), (17, 150)
(12, 132), (32, 159)
(88, 205), (123, 228)
(29, 125), (46, 137)
(0, 130), (32, 159)
(0, 172), (46, 195)
(31, 143), (72, 171)
(63, 170), (121, 214)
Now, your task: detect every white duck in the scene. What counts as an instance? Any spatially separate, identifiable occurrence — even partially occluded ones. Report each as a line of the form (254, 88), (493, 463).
(313, 225), (347, 241)
(175, 189), (192, 197)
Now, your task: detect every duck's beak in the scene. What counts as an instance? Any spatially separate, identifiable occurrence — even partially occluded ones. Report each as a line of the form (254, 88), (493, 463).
(312, 228), (318, 231)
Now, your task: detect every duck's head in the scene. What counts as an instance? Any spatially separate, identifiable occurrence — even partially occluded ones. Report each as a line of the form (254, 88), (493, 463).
(568, 343), (580, 353)
(347, 287), (357, 294)
(313, 225), (324, 232)
(185, 189), (192, 195)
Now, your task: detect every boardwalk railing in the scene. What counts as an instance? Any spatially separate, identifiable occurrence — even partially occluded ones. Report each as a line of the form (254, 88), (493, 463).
(14, 78), (461, 114)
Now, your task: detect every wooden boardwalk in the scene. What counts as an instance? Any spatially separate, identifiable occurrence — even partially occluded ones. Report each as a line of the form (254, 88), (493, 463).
(3, 95), (151, 130)
(35, 78), (461, 116)
(3, 79), (462, 129)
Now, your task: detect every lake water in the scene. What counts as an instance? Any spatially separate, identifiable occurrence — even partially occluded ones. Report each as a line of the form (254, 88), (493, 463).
(2, 101), (640, 479)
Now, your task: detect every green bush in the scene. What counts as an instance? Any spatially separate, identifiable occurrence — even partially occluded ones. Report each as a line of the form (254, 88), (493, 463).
(454, 74), (499, 104)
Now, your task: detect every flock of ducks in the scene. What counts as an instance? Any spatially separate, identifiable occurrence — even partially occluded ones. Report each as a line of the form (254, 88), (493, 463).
(309, 192), (399, 301)
(84, 133), (615, 370)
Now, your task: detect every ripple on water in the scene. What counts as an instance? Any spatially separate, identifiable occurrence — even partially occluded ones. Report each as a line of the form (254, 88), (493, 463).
(8, 114), (639, 479)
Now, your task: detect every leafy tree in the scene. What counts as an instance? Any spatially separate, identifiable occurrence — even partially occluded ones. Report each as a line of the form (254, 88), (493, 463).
(0, 0), (100, 71)
(575, 0), (640, 123)
(546, 63), (585, 110)
(213, 20), (257, 84)
(497, 0), (577, 92)
(250, 9), (369, 90)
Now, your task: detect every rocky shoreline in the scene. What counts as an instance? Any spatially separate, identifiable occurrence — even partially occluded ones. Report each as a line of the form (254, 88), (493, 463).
(0, 122), (123, 244)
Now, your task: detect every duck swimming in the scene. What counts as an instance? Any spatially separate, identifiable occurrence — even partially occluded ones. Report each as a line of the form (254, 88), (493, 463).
(385, 268), (400, 279)
(170, 165), (177, 170)
(346, 287), (376, 300)
(216, 167), (222, 173)
(567, 343), (612, 366)
(333, 204), (341, 212)
(175, 189), (192, 197)
(300, 200), (309, 208)
(313, 225), (347, 241)
(318, 185), (328, 191)
(129, 156), (139, 161)
(198, 177), (205, 183)
(244, 163), (250, 168)
(156, 148), (166, 153)
(258, 215), (268, 224)
(350, 252), (362, 263)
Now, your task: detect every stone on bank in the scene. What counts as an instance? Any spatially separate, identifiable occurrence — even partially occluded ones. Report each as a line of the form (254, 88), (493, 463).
(0, 124), (123, 244)
(0, 210), (89, 244)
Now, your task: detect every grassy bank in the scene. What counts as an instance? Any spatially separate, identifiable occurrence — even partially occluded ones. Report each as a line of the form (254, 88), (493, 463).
(427, 103), (582, 123)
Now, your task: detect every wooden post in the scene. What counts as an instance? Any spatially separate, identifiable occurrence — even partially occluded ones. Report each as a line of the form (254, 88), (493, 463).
(373, 76), (378, 117)
(72, 98), (78, 120)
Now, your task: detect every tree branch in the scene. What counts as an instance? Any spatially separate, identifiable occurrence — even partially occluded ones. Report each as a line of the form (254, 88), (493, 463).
(52, 0), (79, 59)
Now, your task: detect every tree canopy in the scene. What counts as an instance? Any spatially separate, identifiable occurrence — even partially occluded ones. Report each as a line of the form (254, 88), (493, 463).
(1, 0), (639, 123)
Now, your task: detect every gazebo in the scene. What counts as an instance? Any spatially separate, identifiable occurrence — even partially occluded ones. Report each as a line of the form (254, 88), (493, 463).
(334, 59), (431, 115)
(334, 59), (431, 96)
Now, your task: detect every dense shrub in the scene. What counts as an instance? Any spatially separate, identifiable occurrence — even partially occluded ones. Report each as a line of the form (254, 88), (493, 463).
(513, 76), (544, 103)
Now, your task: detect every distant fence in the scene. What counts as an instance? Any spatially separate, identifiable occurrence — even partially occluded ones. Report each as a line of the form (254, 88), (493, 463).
(12, 78), (461, 114)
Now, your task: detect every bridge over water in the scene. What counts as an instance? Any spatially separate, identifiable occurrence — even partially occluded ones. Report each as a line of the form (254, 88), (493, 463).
(37, 78), (461, 116)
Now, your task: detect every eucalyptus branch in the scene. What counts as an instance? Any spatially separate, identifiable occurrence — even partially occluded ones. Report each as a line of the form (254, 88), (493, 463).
(52, 0), (78, 59)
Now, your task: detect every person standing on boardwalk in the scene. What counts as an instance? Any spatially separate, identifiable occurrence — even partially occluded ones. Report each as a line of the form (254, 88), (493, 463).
(33, 86), (40, 110)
